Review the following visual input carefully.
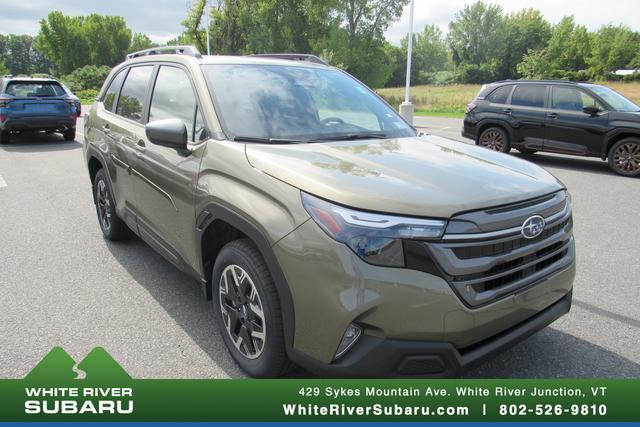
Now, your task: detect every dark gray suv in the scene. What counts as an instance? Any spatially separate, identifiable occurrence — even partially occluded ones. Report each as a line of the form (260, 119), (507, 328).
(463, 80), (640, 176)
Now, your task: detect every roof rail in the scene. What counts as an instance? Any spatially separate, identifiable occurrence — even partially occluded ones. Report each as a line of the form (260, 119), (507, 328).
(127, 45), (202, 60)
(249, 53), (328, 66)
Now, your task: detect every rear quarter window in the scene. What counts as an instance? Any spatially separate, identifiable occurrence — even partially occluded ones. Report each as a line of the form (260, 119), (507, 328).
(487, 85), (513, 104)
(103, 69), (127, 112)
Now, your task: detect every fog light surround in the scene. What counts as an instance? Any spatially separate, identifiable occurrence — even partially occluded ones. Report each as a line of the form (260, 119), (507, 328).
(334, 323), (362, 360)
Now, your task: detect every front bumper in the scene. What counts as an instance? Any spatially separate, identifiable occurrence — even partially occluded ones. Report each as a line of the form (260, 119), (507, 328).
(1, 116), (75, 132)
(274, 217), (575, 376)
(295, 290), (572, 378)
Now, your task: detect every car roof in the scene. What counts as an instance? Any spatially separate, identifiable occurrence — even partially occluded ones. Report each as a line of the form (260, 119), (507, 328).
(125, 53), (330, 69)
(492, 80), (594, 86)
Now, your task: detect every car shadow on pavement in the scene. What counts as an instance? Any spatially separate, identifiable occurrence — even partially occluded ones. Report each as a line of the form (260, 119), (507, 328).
(512, 152), (618, 177)
(464, 327), (640, 378)
(0, 132), (80, 152)
(104, 237), (248, 378)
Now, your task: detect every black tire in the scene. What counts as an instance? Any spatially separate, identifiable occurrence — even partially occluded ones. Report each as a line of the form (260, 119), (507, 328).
(94, 169), (131, 240)
(0, 131), (9, 144)
(63, 128), (76, 142)
(517, 147), (537, 155)
(212, 239), (289, 378)
(608, 138), (640, 177)
(477, 126), (510, 152)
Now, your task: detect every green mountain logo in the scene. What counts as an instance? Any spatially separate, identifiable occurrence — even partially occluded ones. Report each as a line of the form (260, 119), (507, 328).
(25, 347), (130, 383)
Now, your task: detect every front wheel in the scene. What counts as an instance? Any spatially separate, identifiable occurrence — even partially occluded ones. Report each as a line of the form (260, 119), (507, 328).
(608, 139), (640, 177)
(212, 239), (289, 378)
(94, 169), (131, 240)
(477, 127), (510, 152)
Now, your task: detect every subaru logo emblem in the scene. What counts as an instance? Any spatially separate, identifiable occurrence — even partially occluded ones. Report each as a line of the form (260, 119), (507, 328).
(521, 215), (545, 239)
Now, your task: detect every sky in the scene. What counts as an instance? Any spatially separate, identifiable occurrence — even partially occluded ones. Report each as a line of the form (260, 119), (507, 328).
(0, 0), (638, 45)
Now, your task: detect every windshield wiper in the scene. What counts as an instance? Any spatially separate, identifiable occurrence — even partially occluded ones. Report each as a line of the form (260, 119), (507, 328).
(233, 136), (304, 144)
(306, 132), (388, 142)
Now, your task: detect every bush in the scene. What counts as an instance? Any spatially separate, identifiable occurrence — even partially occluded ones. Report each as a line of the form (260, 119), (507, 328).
(61, 65), (111, 93)
(429, 70), (457, 86)
(455, 63), (497, 84)
(76, 89), (99, 104)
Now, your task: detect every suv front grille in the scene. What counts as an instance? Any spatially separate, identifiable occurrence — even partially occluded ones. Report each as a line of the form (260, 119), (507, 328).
(452, 217), (572, 260)
(406, 191), (575, 307)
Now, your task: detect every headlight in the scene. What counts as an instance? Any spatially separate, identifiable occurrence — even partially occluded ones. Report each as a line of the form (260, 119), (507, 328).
(301, 192), (447, 267)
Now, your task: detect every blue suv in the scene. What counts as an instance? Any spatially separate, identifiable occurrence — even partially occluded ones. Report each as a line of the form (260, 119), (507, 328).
(0, 76), (78, 144)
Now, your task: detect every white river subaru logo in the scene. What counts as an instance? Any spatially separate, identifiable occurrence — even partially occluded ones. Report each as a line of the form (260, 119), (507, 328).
(521, 215), (545, 239)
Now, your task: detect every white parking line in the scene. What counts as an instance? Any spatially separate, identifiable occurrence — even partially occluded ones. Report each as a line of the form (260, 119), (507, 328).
(0, 174), (7, 188)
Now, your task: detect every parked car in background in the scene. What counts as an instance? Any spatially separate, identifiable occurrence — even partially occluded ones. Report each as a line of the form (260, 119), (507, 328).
(0, 76), (78, 144)
(463, 80), (640, 177)
(61, 83), (82, 117)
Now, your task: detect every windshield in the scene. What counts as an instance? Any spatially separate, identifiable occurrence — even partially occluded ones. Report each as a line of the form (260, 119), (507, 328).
(5, 81), (66, 98)
(582, 84), (640, 113)
(202, 64), (415, 142)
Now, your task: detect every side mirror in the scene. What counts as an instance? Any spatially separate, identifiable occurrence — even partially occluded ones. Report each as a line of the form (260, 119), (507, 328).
(145, 118), (187, 149)
(583, 106), (600, 116)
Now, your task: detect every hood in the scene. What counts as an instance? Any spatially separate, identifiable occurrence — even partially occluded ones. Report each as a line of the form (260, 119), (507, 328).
(245, 135), (564, 218)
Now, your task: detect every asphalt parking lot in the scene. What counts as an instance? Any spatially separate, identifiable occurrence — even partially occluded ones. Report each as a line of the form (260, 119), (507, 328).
(0, 116), (639, 379)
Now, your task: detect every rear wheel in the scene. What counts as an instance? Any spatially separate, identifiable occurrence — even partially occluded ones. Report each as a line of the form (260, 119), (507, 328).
(63, 128), (76, 142)
(94, 169), (131, 240)
(0, 131), (9, 144)
(608, 138), (640, 177)
(517, 147), (537, 155)
(477, 127), (510, 152)
(212, 239), (290, 378)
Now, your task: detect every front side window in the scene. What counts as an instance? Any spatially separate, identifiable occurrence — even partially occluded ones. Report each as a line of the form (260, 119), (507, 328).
(149, 66), (205, 142)
(582, 84), (640, 113)
(551, 87), (600, 111)
(201, 64), (415, 141)
(511, 85), (546, 108)
(116, 65), (154, 123)
(103, 69), (127, 111)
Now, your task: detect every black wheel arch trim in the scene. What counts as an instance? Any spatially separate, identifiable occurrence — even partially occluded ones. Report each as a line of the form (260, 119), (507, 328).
(196, 201), (296, 351)
(603, 128), (640, 159)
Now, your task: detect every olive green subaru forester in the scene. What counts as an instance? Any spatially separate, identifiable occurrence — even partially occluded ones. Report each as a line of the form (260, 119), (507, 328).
(83, 46), (575, 378)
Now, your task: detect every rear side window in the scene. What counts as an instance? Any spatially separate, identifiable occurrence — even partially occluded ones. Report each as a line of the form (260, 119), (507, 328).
(6, 81), (65, 97)
(487, 86), (512, 104)
(149, 66), (205, 142)
(511, 86), (546, 108)
(116, 66), (154, 123)
(103, 70), (127, 112)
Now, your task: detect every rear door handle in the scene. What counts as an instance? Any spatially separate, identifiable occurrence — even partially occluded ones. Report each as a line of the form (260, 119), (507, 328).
(548, 113), (559, 119)
(102, 124), (111, 134)
(503, 108), (512, 115)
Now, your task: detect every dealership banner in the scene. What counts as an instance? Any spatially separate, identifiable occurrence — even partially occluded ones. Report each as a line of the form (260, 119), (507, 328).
(0, 347), (638, 422)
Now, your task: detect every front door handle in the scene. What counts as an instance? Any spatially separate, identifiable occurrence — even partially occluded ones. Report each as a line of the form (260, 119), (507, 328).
(102, 124), (111, 134)
(134, 139), (146, 153)
(548, 112), (559, 119)
(503, 108), (512, 115)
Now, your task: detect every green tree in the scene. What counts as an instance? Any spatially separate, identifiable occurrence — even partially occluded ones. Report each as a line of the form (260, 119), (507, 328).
(61, 65), (112, 92)
(388, 25), (449, 87)
(588, 25), (640, 78)
(448, 1), (505, 82)
(0, 61), (9, 75)
(35, 11), (132, 75)
(501, 8), (551, 79)
(130, 33), (156, 53)
(518, 16), (592, 80)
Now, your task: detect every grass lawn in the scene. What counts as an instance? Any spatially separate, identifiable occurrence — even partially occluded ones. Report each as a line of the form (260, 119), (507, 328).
(377, 82), (640, 119)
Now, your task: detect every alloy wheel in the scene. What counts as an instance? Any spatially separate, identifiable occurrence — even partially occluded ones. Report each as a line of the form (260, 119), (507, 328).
(612, 143), (640, 174)
(218, 264), (266, 359)
(479, 130), (504, 151)
(96, 180), (112, 232)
